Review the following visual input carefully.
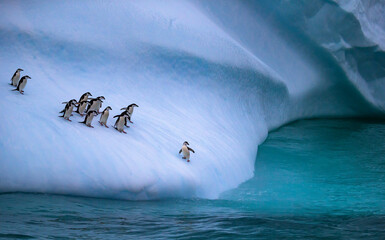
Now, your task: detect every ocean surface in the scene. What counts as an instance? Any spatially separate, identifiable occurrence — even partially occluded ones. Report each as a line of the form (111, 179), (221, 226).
(2, 119), (385, 239)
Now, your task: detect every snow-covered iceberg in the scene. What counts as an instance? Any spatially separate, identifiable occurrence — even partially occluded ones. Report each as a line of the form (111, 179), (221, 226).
(0, 0), (384, 200)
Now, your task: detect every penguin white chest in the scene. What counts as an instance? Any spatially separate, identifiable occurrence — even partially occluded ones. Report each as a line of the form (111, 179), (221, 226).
(100, 111), (109, 123)
(19, 79), (27, 91)
(64, 105), (74, 118)
(182, 145), (190, 159)
(128, 107), (134, 116)
(96, 101), (102, 110)
(116, 117), (125, 130)
(89, 102), (98, 111)
(12, 72), (20, 86)
(79, 103), (88, 113)
(86, 115), (95, 125)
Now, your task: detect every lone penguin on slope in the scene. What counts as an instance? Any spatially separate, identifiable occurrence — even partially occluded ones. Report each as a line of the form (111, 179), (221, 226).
(59, 100), (77, 121)
(179, 141), (195, 162)
(79, 110), (98, 128)
(10, 68), (23, 86)
(120, 103), (138, 123)
(13, 75), (31, 94)
(87, 96), (105, 114)
(99, 106), (112, 128)
(113, 112), (130, 134)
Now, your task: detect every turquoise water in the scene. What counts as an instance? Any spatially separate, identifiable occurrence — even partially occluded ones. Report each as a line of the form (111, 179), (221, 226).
(1, 119), (385, 239)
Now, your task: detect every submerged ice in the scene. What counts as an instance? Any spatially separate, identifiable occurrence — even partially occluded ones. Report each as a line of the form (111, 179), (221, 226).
(0, 0), (384, 200)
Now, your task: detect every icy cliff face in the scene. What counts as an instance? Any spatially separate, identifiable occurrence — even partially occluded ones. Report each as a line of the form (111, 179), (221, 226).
(0, 0), (384, 200)
(253, 0), (385, 109)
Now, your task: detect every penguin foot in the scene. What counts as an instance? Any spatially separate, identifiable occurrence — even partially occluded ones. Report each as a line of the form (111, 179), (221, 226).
(67, 119), (72, 122)
(129, 120), (133, 123)
(99, 121), (103, 125)
(105, 125), (109, 128)
(187, 160), (190, 162)
(122, 130), (127, 134)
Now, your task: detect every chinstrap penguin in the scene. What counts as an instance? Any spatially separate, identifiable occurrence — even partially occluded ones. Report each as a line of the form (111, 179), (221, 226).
(179, 141), (195, 162)
(113, 112), (130, 134)
(79, 110), (97, 128)
(76, 100), (89, 116)
(78, 92), (92, 103)
(59, 100), (77, 121)
(76, 92), (92, 113)
(119, 110), (132, 128)
(60, 99), (78, 114)
(10, 68), (23, 86)
(120, 103), (138, 123)
(99, 106), (112, 128)
(13, 75), (31, 94)
(87, 96), (105, 114)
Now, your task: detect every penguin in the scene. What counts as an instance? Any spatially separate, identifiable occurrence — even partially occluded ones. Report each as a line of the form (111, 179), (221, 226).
(60, 99), (77, 114)
(179, 141), (195, 162)
(59, 100), (77, 121)
(13, 75), (31, 94)
(79, 110), (97, 128)
(78, 92), (92, 103)
(99, 106), (112, 128)
(120, 103), (139, 123)
(10, 68), (23, 86)
(113, 112), (130, 134)
(86, 96), (105, 114)
(76, 92), (92, 113)
(76, 100), (89, 116)
(119, 110), (132, 128)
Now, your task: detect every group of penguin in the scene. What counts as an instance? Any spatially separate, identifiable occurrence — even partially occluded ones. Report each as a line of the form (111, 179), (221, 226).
(60, 92), (139, 134)
(9, 68), (31, 94)
(9, 68), (196, 162)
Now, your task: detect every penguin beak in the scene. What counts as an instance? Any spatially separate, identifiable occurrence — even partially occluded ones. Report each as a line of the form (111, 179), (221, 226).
(20, 69), (24, 71)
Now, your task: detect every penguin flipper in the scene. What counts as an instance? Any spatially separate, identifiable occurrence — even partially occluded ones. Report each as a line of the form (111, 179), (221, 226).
(179, 149), (182, 154)
(188, 147), (195, 153)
